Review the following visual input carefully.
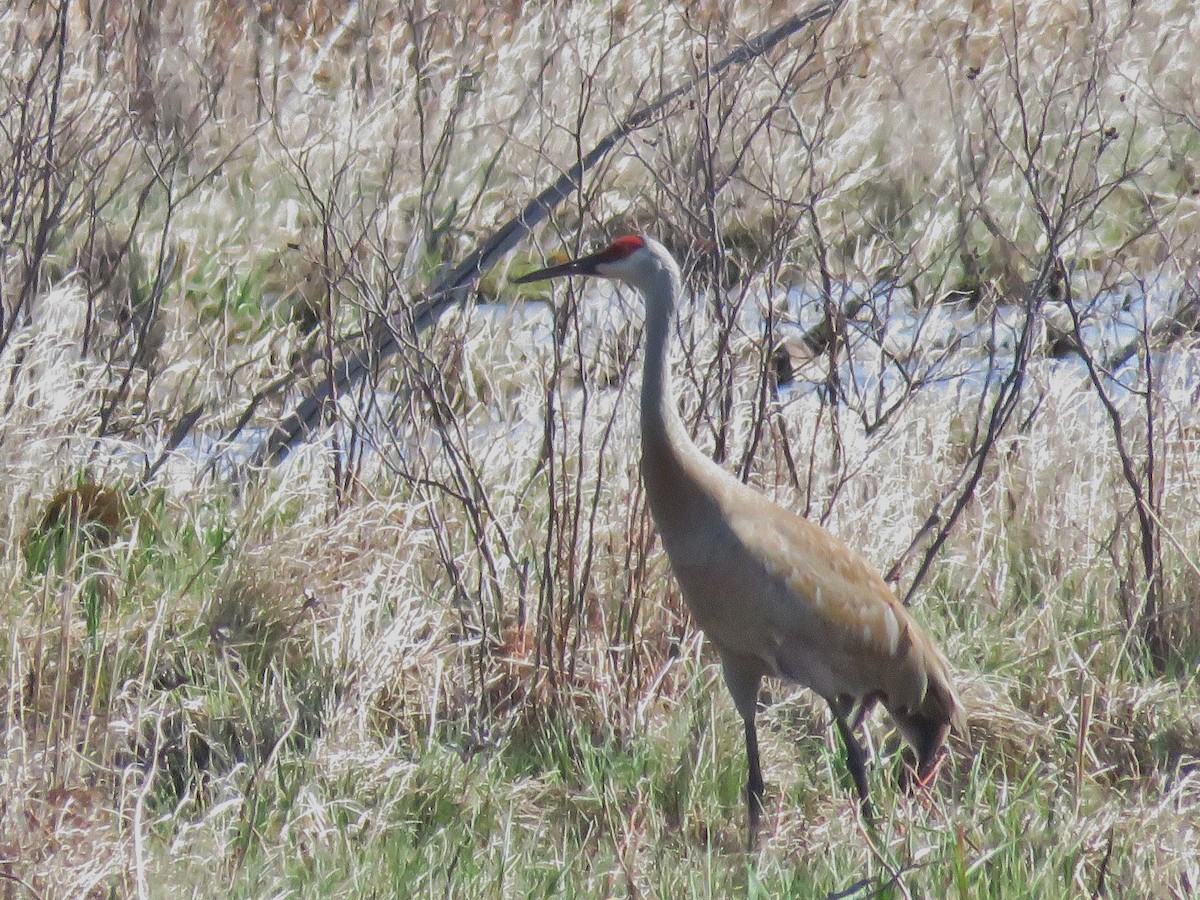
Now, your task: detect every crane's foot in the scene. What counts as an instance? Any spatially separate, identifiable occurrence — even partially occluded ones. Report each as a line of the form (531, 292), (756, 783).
(857, 794), (876, 827)
(746, 782), (765, 852)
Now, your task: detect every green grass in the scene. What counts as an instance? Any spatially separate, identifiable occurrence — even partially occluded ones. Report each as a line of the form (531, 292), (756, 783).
(136, 658), (1193, 898)
(5, 486), (1198, 897)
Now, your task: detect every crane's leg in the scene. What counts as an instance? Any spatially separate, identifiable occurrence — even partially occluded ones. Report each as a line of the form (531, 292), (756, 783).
(743, 713), (765, 847)
(835, 715), (874, 823)
(721, 659), (764, 851)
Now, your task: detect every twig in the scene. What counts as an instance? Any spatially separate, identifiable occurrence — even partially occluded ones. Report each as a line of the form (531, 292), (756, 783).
(824, 877), (872, 900)
(1090, 826), (1115, 899)
(0, 868), (45, 900)
(251, 1), (845, 467)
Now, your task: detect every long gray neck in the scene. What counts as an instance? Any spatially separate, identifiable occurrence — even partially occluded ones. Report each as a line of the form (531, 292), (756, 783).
(638, 260), (691, 458)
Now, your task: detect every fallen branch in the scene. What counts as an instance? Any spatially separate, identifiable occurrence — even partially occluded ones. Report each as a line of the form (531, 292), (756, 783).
(248, 1), (844, 467)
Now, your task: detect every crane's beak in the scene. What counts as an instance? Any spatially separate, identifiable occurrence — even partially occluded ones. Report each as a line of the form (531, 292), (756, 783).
(511, 248), (605, 284)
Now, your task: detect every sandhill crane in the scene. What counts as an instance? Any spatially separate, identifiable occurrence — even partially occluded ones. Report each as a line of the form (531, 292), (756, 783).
(513, 235), (964, 849)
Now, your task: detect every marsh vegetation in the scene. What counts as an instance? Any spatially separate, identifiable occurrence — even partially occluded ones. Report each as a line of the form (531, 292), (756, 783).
(2, 1), (1198, 896)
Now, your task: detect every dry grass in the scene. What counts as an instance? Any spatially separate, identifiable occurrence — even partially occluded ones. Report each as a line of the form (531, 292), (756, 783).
(2, 1), (1199, 897)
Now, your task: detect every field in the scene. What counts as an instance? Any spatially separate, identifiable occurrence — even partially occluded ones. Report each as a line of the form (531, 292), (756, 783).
(2, 1), (1199, 896)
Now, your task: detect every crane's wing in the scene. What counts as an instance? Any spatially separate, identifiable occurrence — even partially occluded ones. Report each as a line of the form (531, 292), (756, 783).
(716, 488), (959, 729)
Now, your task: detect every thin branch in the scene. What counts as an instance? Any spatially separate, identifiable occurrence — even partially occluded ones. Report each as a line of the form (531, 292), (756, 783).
(250, 0), (844, 467)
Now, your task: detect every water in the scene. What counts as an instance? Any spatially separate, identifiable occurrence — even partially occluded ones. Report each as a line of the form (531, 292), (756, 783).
(145, 268), (1199, 480)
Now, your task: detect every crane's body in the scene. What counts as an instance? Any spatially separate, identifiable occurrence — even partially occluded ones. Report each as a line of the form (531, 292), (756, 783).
(514, 235), (963, 847)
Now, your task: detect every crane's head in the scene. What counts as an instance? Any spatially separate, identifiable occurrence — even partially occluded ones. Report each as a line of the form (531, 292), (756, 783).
(512, 235), (654, 287)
